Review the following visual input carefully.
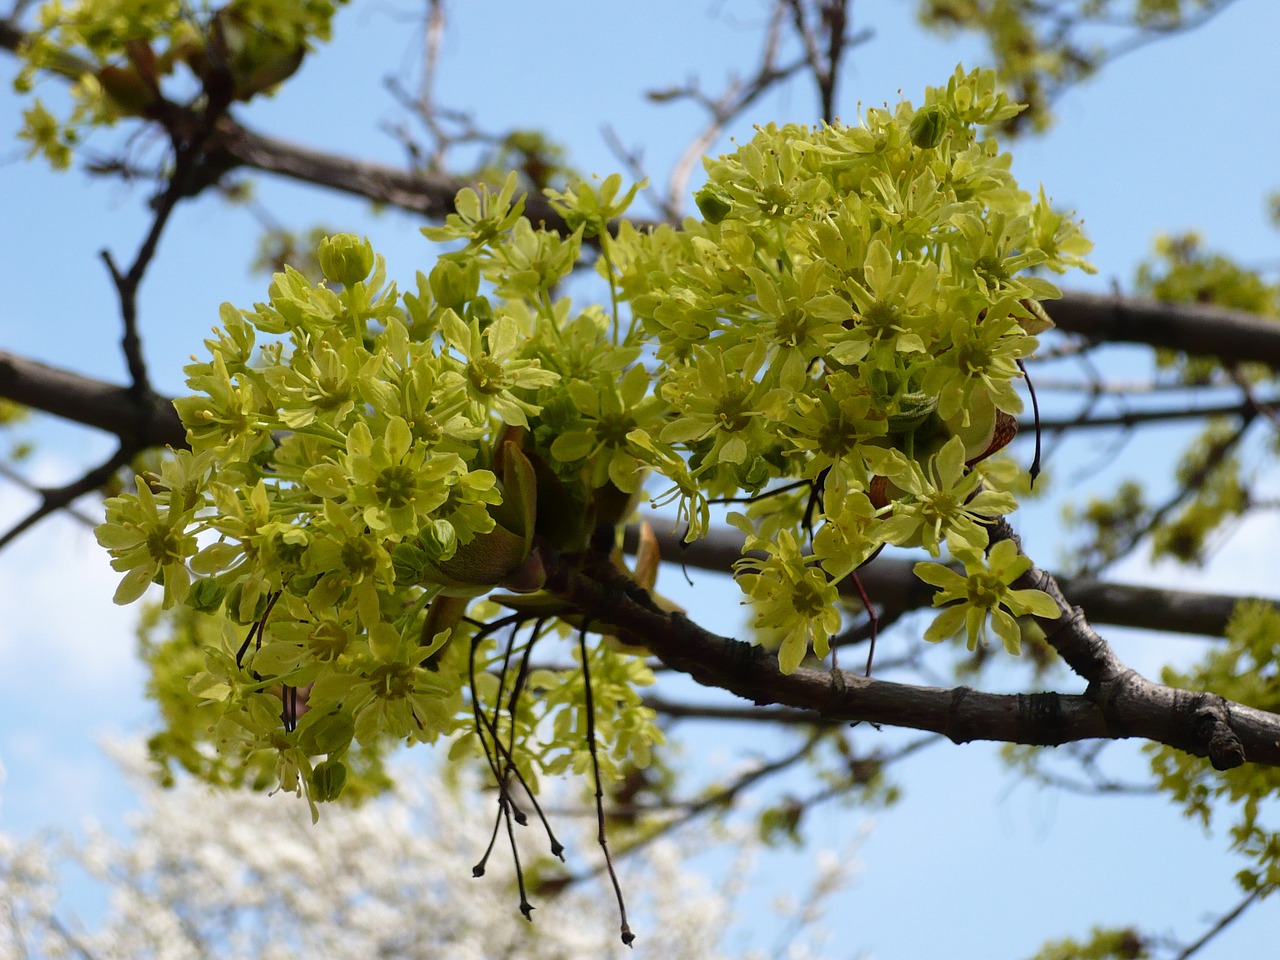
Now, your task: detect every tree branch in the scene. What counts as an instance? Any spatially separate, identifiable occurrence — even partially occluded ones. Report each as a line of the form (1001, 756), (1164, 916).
(210, 118), (576, 233)
(1047, 291), (1280, 369)
(7, 17), (1280, 370)
(0, 350), (185, 447)
(0, 342), (1268, 638)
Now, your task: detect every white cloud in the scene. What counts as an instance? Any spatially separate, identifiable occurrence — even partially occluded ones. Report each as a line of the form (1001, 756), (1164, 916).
(0, 494), (144, 697)
(0, 472), (151, 835)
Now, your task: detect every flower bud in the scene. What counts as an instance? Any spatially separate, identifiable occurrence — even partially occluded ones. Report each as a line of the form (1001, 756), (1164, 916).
(419, 518), (459, 563)
(887, 392), (939, 434)
(318, 234), (375, 286)
(391, 541), (430, 585)
(310, 759), (348, 802)
(429, 256), (480, 311)
(909, 106), (948, 150)
(188, 576), (226, 613)
(299, 710), (355, 757)
(225, 579), (268, 624)
(695, 184), (733, 224)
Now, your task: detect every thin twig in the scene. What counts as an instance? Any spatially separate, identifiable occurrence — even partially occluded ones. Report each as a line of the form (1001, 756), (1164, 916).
(0, 444), (132, 550)
(1173, 885), (1265, 960)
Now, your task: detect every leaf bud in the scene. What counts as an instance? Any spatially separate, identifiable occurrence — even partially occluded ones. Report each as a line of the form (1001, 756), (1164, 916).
(225, 579), (268, 624)
(887, 392), (939, 434)
(694, 184), (734, 224)
(318, 234), (375, 286)
(419, 518), (459, 563)
(391, 541), (430, 585)
(909, 106), (948, 150)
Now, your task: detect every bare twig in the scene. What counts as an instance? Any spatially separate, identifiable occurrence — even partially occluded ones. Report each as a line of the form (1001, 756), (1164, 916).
(0, 444), (132, 550)
(1172, 885), (1266, 960)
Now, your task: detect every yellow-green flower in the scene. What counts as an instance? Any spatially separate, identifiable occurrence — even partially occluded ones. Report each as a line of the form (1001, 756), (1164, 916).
(659, 345), (788, 470)
(914, 539), (1060, 654)
(441, 310), (559, 427)
(734, 523), (841, 674)
(345, 417), (465, 539)
(868, 436), (1016, 555)
(549, 364), (667, 493)
(833, 238), (939, 365)
(421, 171), (526, 247)
(96, 481), (198, 607)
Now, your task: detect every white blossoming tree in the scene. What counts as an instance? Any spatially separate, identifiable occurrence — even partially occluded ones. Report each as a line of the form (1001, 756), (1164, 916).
(0, 745), (853, 960)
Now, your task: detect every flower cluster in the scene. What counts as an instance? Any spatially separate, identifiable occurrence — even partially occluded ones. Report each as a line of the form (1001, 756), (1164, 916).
(98, 202), (665, 804)
(608, 66), (1084, 666)
(99, 68), (1084, 805)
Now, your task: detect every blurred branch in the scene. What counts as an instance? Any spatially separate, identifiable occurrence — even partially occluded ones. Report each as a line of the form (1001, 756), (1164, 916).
(627, 524), (1273, 639)
(7, 18), (1280, 369)
(1036, 393), (1276, 432)
(1075, 410), (1256, 578)
(1172, 885), (1266, 960)
(545, 729), (827, 891)
(644, 695), (840, 726)
(0, 442), (132, 549)
(1048, 291), (1280, 370)
(211, 119), (577, 232)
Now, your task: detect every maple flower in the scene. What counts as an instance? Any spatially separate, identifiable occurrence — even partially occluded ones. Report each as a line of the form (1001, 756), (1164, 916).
(441, 310), (559, 427)
(868, 436), (1016, 556)
(734, 522), (841, 674)
(96, 482), (198, 607)
(914, 539), (1060, 653)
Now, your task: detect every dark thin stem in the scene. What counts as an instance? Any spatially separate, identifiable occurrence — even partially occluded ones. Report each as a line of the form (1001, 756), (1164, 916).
(497, 619), (565, 860)
(1017, 358), (1042, 485)
(710, 478), (811, 505)
(467, 620), (567, 857)
(235, 590), (282, 668)
(501, 622), (550, 851)
(502, 794), (535, 921)
(579, 619), (635, 946)
(490, 619), (523, 743)
(468, 631), (524, 828)
(802, 466), (829, 533)
(472, 800), (504, 879)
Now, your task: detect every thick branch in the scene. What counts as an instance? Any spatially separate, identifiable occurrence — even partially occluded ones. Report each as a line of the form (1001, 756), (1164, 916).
(0, 350), (185, 447)
(0, 346), (1268, 639)
(542, 550), (1280, 767)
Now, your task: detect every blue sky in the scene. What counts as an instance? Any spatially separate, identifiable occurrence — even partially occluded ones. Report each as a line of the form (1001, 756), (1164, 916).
(3, 1), (1280, 957)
